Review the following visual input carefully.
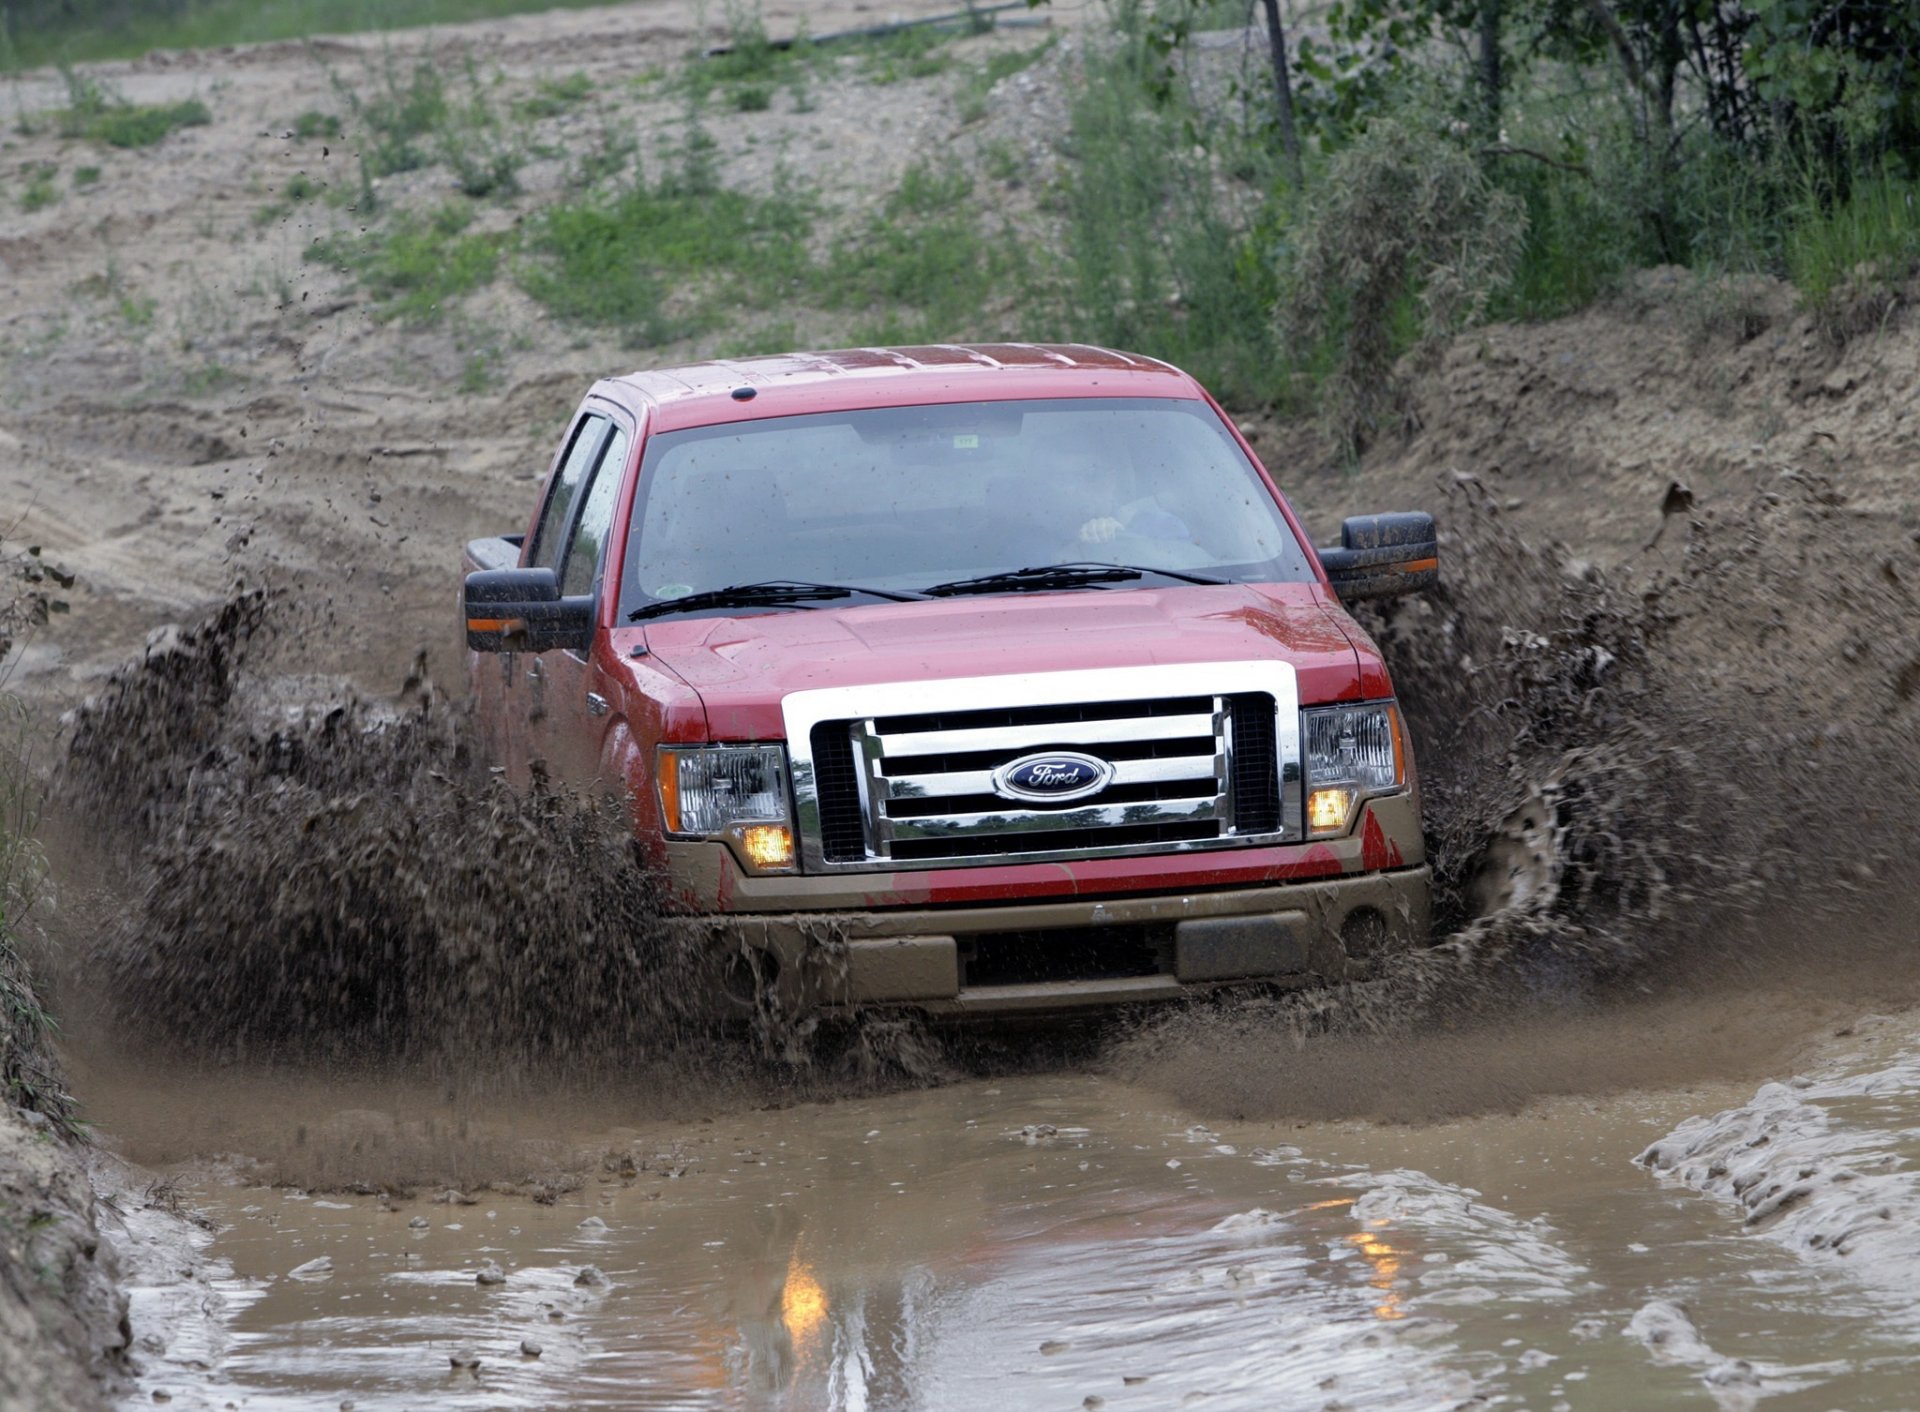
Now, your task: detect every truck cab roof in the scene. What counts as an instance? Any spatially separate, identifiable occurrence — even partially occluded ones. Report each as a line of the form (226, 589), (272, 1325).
(602, 343), (1205, 433)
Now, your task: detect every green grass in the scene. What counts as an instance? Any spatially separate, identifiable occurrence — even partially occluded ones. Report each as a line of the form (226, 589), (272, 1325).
(681, 11), (817, 114)
(291, 109), (343, 140)
(958, 37), (1055, 124)
(1785, 168), (1920, 325)
(1045, 31), (1293, 409)
(2, 0), (669, 71)
(521, 171), (814, 346)
(71, 165), (101, 187)
(513, 71), (592, 120)
(332, 54), (445, 177)
(54, 68), (210, 148)
(307, 201), (506, 323)
(19, 163), (57, 212)
(857, 26), (955, 85)
(285, 172), (320, 200)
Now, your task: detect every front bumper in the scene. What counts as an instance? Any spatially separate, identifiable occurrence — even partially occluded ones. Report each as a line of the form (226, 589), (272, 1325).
(663, 795), (1430, 1019)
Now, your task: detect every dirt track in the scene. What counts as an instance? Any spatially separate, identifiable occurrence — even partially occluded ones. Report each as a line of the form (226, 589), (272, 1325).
(6, 2), (1920, 1407)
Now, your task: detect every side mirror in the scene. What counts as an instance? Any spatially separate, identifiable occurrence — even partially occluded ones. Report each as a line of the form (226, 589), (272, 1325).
(465, 566), (593, 653)
(1318, 512), (1439, 601)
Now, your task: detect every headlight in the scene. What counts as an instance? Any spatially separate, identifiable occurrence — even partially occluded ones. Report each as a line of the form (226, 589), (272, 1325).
(657, 744), (796, 873)
(1301, 702), (1406, 838)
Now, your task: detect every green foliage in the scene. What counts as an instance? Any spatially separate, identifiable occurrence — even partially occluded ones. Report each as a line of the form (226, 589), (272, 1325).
(857, 25), (954, 85)
(291, 109), (342, 139)
(683, 9), (816, 113)
(1, 0), (662, 71)
(333, 54), (446, 177)
(71, 165), (101, 187)
(19, 163), (57, 212)
(1048, 23), (1292, 409)
(285, 171), (320, 200)
(732, 82), (774, 112)
(513, 71), (592, 119)
(1785, 167), (1920, 336)
(1742, 0), (1920, 176)
(55, 67), (210, 147)
(435, 64), (522, 198)
(958, 36), (1055, 123)
(817, 162), (1016, 343)
(1282, 117), (1525, 453)
(308, 202), (505, 323)
(521, 161), (812, 346)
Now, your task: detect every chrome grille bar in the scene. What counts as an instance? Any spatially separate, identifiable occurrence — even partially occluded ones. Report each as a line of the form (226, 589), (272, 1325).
(873, 712), (1216, 759)
(880, 796), (1221, 842)
(878, 753), (1219, 801)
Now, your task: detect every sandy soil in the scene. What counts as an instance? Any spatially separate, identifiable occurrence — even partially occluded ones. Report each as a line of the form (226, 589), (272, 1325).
(4, 2), (1920, 1406)
(2, 0), (1073, 698)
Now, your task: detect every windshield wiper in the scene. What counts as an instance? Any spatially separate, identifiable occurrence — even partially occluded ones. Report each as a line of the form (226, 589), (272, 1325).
(628, 580), (926, 622)
(922, 562), (1227, 598)
(1051, 561), (1229, 587)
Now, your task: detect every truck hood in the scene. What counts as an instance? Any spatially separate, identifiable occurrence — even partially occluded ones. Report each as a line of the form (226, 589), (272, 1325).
(619, 584), (1370, 740)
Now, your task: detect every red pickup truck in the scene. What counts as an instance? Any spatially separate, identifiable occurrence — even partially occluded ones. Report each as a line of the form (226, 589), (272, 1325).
(464, 344), (1436, 1021)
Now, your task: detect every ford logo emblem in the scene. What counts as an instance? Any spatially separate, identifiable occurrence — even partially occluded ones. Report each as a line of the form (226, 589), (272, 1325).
(991, 750), (1115, 804)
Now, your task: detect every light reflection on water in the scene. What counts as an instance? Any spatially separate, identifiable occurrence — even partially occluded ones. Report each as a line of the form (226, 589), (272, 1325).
(119, 1066), (1920, 1411)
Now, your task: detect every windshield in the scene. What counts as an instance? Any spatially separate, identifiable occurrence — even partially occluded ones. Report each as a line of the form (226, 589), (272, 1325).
(619, 397), (1314, 617)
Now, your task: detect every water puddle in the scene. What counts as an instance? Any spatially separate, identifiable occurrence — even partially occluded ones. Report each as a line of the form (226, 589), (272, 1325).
(115, 1036), (1920, 1411)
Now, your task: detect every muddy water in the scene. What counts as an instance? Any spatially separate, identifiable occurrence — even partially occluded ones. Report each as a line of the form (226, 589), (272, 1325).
(114, 1013), (1920, 1411)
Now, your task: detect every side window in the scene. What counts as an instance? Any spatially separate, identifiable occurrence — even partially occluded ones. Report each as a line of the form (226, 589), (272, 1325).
(561, 425), (631, 597)
(528, 414), (609, 570)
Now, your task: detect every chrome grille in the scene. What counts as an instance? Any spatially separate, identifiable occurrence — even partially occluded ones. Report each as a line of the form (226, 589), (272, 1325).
(784, 663), (1303, 873)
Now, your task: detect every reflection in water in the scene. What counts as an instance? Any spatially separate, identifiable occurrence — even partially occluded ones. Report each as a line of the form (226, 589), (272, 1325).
(1349, 1218), (1406, 1321)
(122, 1070), (1920, 1411)
(781, 1255), (828, 1350)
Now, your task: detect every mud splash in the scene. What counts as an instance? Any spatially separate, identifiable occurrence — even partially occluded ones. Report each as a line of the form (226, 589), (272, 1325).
(52, 594), (728, 1089)
(46, 467), (1920, 1141)
(1114, 471), (1920, 1120)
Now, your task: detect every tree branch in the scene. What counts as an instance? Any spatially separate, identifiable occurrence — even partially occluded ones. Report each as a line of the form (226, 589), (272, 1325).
(1580, 0), (1648, 94)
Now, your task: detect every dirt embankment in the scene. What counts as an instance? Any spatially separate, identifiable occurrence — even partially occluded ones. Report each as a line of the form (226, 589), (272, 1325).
(0, 1108), (129, 1410)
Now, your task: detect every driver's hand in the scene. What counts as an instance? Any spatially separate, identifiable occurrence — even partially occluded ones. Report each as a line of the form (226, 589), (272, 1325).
(1079, 515), (1123, 545)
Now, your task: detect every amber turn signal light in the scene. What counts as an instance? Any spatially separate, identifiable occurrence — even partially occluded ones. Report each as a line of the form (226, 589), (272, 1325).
(740, 824), (795, 870)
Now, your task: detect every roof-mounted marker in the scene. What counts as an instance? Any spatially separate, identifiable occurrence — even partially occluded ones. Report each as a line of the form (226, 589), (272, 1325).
(731, 386), (756, 401)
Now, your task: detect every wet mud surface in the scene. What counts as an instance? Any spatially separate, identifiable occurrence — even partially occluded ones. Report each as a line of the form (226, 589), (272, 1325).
(96, 1025), (1920, 1410)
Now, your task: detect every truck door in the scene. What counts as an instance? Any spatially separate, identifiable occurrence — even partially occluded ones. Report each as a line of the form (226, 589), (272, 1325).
(527, 414), (634, 787)
(516, 410), (613, 784)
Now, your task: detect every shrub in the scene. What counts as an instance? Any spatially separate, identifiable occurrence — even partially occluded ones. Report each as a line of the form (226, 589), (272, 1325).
(1281, 117), (1525, 453)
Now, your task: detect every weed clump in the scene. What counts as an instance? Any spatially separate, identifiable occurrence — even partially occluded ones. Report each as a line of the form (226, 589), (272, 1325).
(1281, 118), (1525, 454)
(308, 202), (504, 324)
(55, 66), (209, 148)
(522, 161), (812, 346)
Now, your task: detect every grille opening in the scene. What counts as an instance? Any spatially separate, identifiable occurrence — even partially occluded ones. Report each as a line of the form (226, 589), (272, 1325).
(1227, 693), (1281, 834)
(874, 696), (1212, 736)
(885, 779), (1216, 819)
(890, 819), (1218, 862)
(809, 722), (867, 862)
(961, 923), (1174, 988)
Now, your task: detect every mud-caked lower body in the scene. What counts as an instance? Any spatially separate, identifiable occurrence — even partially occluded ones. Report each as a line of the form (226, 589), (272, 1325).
(668, 859), (1431, 1022)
